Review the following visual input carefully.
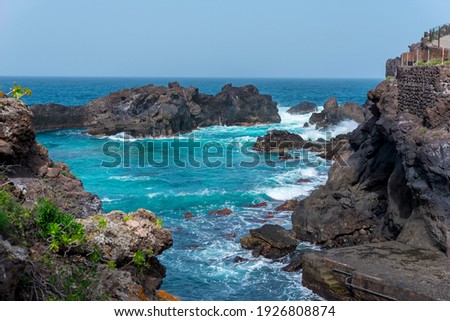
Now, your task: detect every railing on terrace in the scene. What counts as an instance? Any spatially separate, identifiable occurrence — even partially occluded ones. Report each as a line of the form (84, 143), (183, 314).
(401, 23), (450, 66)
(429, 23), (450, 46)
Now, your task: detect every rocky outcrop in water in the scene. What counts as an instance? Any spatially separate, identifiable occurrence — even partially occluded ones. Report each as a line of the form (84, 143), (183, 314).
(31, 82), (281, 137)
(309, 97), (365, 129)
(252, 129), (350, 161)
(252, 130), (323, 152)
(240, 224), (299, 259)
(0, 98), (173, 300)
(286, 102), (318, 115)
(293, 67), (450, 255)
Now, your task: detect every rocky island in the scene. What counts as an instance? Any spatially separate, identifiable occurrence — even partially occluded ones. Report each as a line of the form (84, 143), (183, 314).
(32, 82), (281, 137)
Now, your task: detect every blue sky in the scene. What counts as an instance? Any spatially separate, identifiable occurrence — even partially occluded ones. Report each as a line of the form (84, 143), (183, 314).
(1, 0), (449, 78)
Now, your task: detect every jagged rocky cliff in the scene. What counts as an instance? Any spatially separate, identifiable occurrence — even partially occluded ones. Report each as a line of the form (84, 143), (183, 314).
(293, 66), (450, 255)
(32, 82), (281, 137)
(0, 98), (173, 300)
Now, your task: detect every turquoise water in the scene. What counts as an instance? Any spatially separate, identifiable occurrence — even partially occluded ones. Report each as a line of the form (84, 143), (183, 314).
(0, 77), (381, 300)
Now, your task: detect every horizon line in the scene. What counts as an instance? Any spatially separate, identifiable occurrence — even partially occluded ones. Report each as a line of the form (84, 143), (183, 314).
(0, 75), (384, 80)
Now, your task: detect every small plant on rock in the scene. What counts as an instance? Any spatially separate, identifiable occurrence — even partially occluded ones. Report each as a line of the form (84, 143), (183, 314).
(133, 249), (146, 267)
(35, 198), (86, 253)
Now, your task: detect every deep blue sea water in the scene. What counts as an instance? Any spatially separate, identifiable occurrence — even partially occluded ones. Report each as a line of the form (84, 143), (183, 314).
(0, 77), (381, 301)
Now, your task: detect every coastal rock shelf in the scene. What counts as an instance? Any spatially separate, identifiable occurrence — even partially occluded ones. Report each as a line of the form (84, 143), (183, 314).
(302, 242), (450, 301)
(31, 82), (281, 137)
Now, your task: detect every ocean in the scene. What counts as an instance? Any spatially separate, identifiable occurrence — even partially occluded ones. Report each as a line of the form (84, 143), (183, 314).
(0, 77), (381, 300)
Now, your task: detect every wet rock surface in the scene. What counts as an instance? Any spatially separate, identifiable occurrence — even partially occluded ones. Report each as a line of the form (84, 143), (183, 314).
(286, 102), (318, 115)
(240, 224), (299, 259)
(309, 97), (365, 129)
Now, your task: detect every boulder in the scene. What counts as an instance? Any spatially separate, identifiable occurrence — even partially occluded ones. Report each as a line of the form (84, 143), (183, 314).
(309, 97), (364, 129)
(252, 130), (323, 152)
(81, 209), (173, 264)
(275, 200), (300, 211)
(246, 202), (268, 208)
(286, 102), (317, 115)
(240, 224), (299, 259)
(208, 208), (233, 216)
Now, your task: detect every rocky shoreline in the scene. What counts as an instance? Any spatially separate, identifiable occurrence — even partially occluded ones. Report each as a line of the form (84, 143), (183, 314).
(0, 98), (173, 300)
(240, 65), (450, 300)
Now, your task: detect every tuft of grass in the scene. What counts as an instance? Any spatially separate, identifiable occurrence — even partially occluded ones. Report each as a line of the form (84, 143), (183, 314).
(107, 260), (117, 269)
(61, 171), (76, 179)
(94, 215), (107, 229)
(418, 127), (428, 135)
(155, 218), (163, 229)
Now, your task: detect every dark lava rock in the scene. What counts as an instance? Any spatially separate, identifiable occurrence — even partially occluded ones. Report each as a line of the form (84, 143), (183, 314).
(309, 97), (364, 129)
(287, 102), (318, 115)
(253, 130), (323, 152)
(275, 200), (300, 212)
(184, 212), (193, 219)
(31, 83), (281, 137)
(303, 122), (310, 128)
(296, 179), (312, 184)
(246, 202), (268, 208)
(0, 238), (29, 300)
(282, 251), (304, 272)
(31, 104), (89, 131)
(0, 98), (101, 218)
(293, 76), (450, 254)
(209, 208), (233, 216)
(240, 224), (299, 259)
(233, 256), (248, 263)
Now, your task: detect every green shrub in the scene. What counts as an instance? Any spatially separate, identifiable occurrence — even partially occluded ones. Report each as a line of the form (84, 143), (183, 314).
(93, 214), (107, 229)
(4, 83), (32, 99)
(107, 260), (117, 269)
(0, 190), (31, 237)
(35, 198), (85, 253)
(0, 210), (9, 232)
(429, 59), (442, 66)
(132, 249), (145, 267)
(156, 218), (163, 229)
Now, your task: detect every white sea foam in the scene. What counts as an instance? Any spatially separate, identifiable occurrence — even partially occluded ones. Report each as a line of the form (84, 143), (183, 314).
(108, 175), (154, 182)
(101, 197), (119, 203)
(99, 132), (138, 142)
(264, 184), (316, 201)
(147, 192), (164, 199)
(330, 119), (359, 136)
